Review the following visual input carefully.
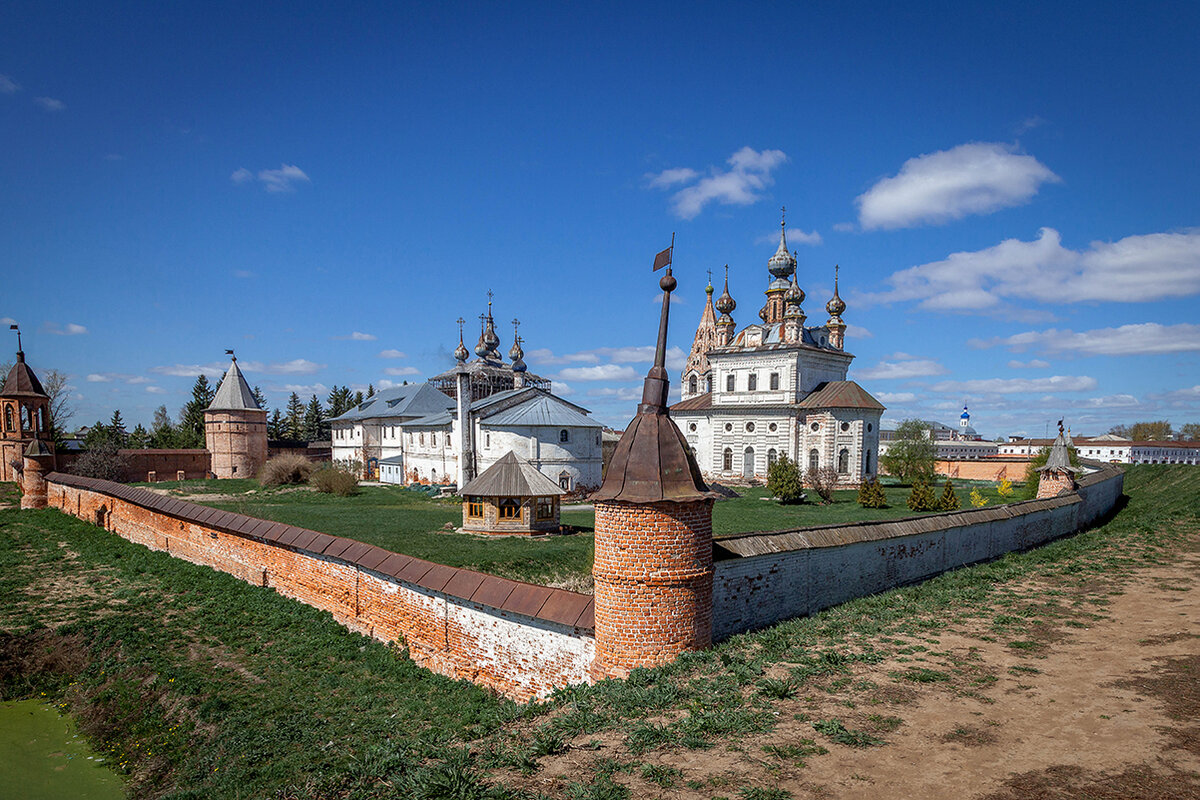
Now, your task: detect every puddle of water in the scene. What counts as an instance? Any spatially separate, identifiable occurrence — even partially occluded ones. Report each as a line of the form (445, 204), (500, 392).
(0, 699), (126, 800)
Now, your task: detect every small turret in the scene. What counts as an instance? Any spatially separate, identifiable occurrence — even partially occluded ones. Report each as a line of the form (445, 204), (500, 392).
(454, 317), (470, 363)
(825, 265), (847, 351)
(715, 265), (737, 347)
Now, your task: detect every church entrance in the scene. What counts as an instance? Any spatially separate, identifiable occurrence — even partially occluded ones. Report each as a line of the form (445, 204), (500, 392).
(743, 447), (755, 479)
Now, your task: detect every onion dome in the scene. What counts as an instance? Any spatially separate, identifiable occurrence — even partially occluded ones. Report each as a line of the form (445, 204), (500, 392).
(784, 277), (805, 306)
(758, 304), (769, 322)
(509, 334), (526, 372)
(767, 214), (797, 280)
(474, 324), (490, 358)
(826, 265), (846, 316)
(714, 265), (736, 314)
(454, 321), (470, 363)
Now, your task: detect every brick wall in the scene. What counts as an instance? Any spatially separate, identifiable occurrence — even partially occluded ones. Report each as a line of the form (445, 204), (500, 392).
(56, 449), (212, 482)
(42, 473), (594, 702)
(935, 457), (1031, 482)
(711, 462), (1124, 640)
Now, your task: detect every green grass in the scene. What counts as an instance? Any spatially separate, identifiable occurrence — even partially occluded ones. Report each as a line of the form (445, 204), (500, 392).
(129, 478), (1017, 586)
(2, 465), (1197, 798)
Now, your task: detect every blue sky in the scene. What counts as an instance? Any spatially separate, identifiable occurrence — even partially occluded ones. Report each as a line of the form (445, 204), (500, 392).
(3, 1), (1198, 438)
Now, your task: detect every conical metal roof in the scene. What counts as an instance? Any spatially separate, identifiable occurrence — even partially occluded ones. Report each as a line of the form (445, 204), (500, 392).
(1037, 425), (1081, 474)
(1, 352), (48, 398)
(207, 359), (261, 412)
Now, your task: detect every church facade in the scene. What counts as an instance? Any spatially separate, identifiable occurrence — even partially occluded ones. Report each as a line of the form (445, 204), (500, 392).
(330, 301), (602, 493)
(670, 217), (884, 486)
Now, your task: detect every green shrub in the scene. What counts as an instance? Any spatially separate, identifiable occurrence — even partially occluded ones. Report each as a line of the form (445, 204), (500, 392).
(857, 476), (888, 509)
(766, 453), (804, 504)
(937, 480), (960, 511)
(310, 467), (359, 496)
(906, 481), (936, 512)
(259, 453), (314, 486)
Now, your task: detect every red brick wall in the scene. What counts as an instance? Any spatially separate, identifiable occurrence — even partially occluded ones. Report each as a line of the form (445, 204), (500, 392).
(42, 475), (594, 702)
(56, 450), (212, 482)
(936, 458), (1030, 482)
(591, 499), (714, 679)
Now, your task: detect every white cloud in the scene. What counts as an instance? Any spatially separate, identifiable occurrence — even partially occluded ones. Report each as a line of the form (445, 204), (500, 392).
(1, 317), (15, 326)
(233, 269), (255, 279)
(44, 322), (88, 335)
(645, 167), (699, 188)
(586, 386), (643, 402)
(929, 375), (1098, 394)
(857, 359), (948, 380)
(756, 229), (822, 246)
(383, 366), (420, 376)
(146, 385), (167, 394)
(251, 359), (324, 375)
(1077, 393), (1139, 408)
(553, 381), (575, 397)
(151, 363), (228, 378)
(559, 364), (641, 382)
(845, 323), (872, 339)
(86, 374), (111, 382)
(231, 164), (311, 193)
(877, 392), (917, 403)
(127, 376), (151, 384)
(33, 96), (65, 112)
(832, 222), (855, 233)
(860, 227), (1200, 311)
(0, 75), (19, 93)
(647, 147), (788, 220)
(378, 349), (407, 359)
(1150, 385), (1200, 409)
(980, 323), (1200, 357)
(1007, 359), (1050, 369)
(280, 383), (329, 395)
(857, 142), (1058, 230)
(1015, 116), (1047, 135)
(532, 345), (685, 367)
(334, 331), (377, 341)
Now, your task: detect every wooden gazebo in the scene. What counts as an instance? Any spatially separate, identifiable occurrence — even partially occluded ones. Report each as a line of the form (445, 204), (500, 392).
(460, 451), (566, 535)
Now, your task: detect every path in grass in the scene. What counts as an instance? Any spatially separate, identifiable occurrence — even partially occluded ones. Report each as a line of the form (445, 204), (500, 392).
(139, 478), (1018, 587)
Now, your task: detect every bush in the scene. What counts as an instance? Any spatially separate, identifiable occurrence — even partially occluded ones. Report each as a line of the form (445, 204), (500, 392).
(766, 453), (804, 504)
(906, 481), (936, 512)
(857, 476), (888, 508)
(969, 487), (988, 508)
(804, 466), (839, 505)
(996, 478), (1014, 498)
(70, 440), (129, 482)
(937, 480), (960, 511)
(310, 467), (359, 496)
(259, 453), (314, 486)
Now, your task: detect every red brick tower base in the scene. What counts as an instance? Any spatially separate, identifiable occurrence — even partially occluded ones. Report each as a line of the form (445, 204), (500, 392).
(590, 498), (714, 680)
(20, 451), (54, 510)
(1036, 469), (1076, 499)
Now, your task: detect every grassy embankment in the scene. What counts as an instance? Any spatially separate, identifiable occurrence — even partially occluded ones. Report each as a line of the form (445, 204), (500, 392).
(130, 478), (1016, 587)
(4, 466), (1190, 798)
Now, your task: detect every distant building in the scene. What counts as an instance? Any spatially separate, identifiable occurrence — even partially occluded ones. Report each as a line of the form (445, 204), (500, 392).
(1001, 435), (1200, 465)
(670, 216), (884, 486)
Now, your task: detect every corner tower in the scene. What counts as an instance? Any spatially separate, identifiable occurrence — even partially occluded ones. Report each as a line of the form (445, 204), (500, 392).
(590, 252), (717, 680)
(204, 353), (268, 479)
(1, 326), (54, 483)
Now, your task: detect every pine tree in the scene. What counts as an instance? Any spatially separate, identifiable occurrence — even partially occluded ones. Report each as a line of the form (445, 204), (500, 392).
(285, 393), (305, 440)
(179, 374), (214, 448)
(128, 423), (150, 449)
(268, 409), (285, 440)
(937, 479), (960, 511)
(108, 410), (127, 446)
(366, 384), (375, 398)
(353, 390), (364, 406)
(327, 385), (353, 419)
(906, 481), (936, 512)
(252, 385), (268, 412)
(857, 476), (888, 509)
(302, 394), (326, 442)
(766, 453), (804, 504)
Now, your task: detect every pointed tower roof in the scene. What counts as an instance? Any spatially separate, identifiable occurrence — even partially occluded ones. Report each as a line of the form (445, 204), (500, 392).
(683, 272), (719, 377)
(207, 356), (261, 412)
(2, 351), (48, 398)
(1038, 422), (1081, 474)
(767, 208), (797, 280)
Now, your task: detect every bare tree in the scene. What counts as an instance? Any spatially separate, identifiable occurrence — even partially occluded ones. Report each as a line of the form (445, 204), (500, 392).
(43, 369), (74, 441)
(804, 466), (839, 504)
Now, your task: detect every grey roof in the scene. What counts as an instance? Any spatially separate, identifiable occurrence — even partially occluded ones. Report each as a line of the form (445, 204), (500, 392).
(460, 450), (566, 497)
(207, 360), (261, 411)
(404, 410), (454, 428)
(1038, 429), (1082, 474)
(332, 383), (455, 423)
(480, 393), (600, 428)
(378, 455), (405, 466)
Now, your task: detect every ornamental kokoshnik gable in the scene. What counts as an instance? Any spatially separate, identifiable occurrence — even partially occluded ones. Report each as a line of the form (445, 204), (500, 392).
(671, 214), (885, 487)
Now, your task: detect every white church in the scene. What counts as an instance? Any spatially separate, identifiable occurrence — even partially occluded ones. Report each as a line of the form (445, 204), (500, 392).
(330, 303), (603, 493)
(670, 216), (885, 486)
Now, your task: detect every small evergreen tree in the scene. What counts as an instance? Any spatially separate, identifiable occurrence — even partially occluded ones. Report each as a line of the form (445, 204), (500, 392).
(285, 393), (305, 440)
(302, 394), (326, 442)
(937, 479), (960, 511)
(107, 410), (128, 447)
(857, 476), (888, 508)
(906, 481), (937, 512)
(766, 453), (804, 504)
(366, 384), (375, 398)
(127, 423), (150, 449)
(327, 385), (353, 419)
(268, 408), (285, 440)
(352, 390), (364, 406)
(251, 385), (268, 412)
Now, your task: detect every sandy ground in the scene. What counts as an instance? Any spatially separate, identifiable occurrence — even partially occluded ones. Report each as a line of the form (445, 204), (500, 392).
(519, 547), (1200, 799)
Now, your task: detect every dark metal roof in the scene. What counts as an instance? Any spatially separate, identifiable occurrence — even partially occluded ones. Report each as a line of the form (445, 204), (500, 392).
(460, 450), (566, 497)
(1, 352), (48, 398)
(670, 392), (713, 412)
(591, 268), (716, 505)
(796, 380), (885, 411)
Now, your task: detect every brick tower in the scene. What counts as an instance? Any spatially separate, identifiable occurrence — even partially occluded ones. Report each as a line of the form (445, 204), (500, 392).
(205, 353), (268, 479)
(2, 327), (54, 484)
(590, 249), (717, 680)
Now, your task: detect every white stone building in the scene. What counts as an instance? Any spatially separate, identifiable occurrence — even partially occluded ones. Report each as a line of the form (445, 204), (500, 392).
(670, 217), (884, 486)
(330, 302), (603, 492)
(999, 435), (1200, 465)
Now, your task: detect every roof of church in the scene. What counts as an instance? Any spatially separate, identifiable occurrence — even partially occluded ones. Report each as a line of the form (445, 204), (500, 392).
(332, 382), (455, 422)
(480, 393), (600, 428)
(1, 352), (48, 398)
(796, 381), (886, 411)
(670, 392), (713, 412)
(207, 359), (262, 412)
(460, 450), (566, 497)
(403, 410), (454, 428)
(427, 358), (550, 387)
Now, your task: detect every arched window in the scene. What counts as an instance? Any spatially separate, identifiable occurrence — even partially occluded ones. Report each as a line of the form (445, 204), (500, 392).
(809, 449), (819, 471)
(689, 375), (697, 394)
(743, 447), (755, 478)
(723, 448), (733, 471)
(3, 406), (12, 432)
(767, 448), (777, 467)
(559, 429), (569, 443)
(837, 448), (850, 474)
(558, 471), (572, 491)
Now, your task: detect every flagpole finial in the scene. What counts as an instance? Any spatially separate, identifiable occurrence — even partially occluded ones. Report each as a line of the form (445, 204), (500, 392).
(9, 323), (20, 354)
(225, 349), (236, 361)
